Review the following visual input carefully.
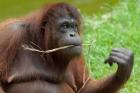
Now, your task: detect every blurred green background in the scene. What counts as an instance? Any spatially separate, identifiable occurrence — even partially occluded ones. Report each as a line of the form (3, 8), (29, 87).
(0, 0), (140, 93)
(0, 0), (118, 21)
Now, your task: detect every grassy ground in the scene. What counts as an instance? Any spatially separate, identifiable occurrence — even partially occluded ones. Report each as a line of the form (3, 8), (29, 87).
(83, 0), (140, 93)
(0, 0), (139, 93)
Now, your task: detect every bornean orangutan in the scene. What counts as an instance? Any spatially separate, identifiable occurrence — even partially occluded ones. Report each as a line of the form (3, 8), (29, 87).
(0, 3), (134, 93)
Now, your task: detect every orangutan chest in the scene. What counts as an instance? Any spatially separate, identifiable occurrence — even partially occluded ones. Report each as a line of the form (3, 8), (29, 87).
(5, 80), (75, 93)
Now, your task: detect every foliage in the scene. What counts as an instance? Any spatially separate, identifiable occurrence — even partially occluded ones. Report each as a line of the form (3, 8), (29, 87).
(83, 0), (140, 93)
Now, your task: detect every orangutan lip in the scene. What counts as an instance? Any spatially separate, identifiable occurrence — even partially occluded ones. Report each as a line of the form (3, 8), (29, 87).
(70, 45), (82, 47)
(74, 45), (82, 47)
(71, 43), (82, 46)
(70, 45), (82, 49)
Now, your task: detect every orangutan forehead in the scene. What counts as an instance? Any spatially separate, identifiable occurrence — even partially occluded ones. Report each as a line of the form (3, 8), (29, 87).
(46, 5), (80, 20)
(58, 17), (76, 23)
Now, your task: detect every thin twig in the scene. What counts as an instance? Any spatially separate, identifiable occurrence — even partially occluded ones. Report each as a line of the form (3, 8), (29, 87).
(87, 40), (96, 75)
(83, 40), (95, 83)
(22, 45), (74, 53)
(30, 42), (42, 50)
(77, 77), (90, 93)
(22, 44), (91, 54)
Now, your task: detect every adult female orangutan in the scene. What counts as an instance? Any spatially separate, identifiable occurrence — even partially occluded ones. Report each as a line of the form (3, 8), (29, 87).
(0, 3), (134, 93)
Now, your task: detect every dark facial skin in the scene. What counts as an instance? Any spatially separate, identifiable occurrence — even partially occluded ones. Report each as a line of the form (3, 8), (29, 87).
(54, 17), (82, 57)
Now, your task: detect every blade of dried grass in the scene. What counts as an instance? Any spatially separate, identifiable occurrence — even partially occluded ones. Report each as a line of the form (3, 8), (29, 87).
(22, 44), (91, 54)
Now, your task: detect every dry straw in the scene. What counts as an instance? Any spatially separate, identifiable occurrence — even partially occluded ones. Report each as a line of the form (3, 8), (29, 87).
(22, 44), (91, 54)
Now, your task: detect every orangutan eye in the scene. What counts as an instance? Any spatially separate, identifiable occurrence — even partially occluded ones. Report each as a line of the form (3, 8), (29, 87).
(61, 22), (70, 29)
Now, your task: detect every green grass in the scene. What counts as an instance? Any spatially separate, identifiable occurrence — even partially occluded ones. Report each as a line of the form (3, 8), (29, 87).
(83, 0), (140, 93)
(0, 0), (140, 93)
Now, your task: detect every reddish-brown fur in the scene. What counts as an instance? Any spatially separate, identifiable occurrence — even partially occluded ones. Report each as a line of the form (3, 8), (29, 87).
(0, 3), (132, 93)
